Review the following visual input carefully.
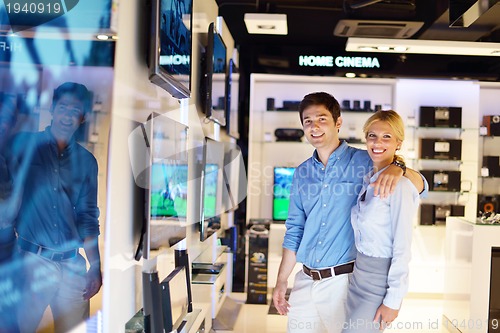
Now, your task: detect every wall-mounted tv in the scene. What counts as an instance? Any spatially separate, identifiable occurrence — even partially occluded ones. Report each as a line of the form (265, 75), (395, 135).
(273, 167), (296, 221)
(201, 21), (227, 126)
(148, 0), (193, 99)
(199, 137), (225, 241)
(225, 59), (240, 139)
(144, 112), (189, 258)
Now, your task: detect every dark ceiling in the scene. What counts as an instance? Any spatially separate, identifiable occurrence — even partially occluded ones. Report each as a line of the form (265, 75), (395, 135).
(216, 0), (500, 81)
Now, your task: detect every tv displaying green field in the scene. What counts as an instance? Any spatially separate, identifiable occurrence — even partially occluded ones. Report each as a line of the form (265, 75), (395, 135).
(150, 163), (188, 218)
(273, 167), (296, 221)
(203, 163), (218, 218)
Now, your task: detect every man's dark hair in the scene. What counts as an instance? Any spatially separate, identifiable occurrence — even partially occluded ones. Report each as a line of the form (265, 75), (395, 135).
(298, 92), (341, 124)
(52, 82), (92, 115)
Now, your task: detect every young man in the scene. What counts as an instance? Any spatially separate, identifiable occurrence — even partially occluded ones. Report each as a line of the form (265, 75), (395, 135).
(272, 92), (426, 333)
(9, 82), (101, 332)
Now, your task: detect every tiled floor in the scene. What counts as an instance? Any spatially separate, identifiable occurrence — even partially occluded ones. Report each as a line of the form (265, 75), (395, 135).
(215, 293), (451, 333)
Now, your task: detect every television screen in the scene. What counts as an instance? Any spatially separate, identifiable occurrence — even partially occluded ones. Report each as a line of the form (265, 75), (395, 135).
(144, 113), (189, 258)
(200, 137), (225, 241)
(202, 22), (227, 126)
(225, 59), (240, 139)
(273, 167), (296, 221)
(149, 0), (193, 99)
(161, 266), (189, 333)
(150, 163), (188, 218)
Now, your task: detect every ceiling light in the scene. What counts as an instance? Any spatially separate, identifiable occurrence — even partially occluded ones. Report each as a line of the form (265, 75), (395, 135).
(345, 73), (356, 78)
(346, 37), (500, 56)
(244, 13), (287, 35)
(96, 34), (109, 40)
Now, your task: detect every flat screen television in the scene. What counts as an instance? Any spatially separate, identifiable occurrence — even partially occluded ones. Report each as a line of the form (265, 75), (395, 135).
(160, 266), (189, 333)
(201, 22), (227, 126)
(225, 59), (240, 139)
(199, 137), (225, 241)
(148, 0), (193, 99)
(221, 143), (246, 213)
(273, 167), (296, 221)
(144, 112), (189, 258)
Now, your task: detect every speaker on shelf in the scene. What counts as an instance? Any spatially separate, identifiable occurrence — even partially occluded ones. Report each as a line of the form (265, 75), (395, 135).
(420, 204), (465, 225)
(420, 170), (461, 191)
(363, 100), (372, 112)
(352, 100), (361, 111)
(477, 194), (500, 216)
(483, 156), (500, 177)
(420, 138), (462, 160)
(483, 115), (500, 136)
(275, 128), (304, 142)
(342, 100), (351, 111)
(419, 106), (462, 128)
(266, 98), (275, 111)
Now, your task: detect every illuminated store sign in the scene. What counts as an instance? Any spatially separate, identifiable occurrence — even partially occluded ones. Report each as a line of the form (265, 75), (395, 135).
(298, 55), (380, 68)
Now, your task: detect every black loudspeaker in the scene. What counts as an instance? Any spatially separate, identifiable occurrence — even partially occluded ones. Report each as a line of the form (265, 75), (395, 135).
(342, 100), (351, 111)
(420, 204), (465, 225)
(420, 139), (462, 160)
(483, 156), (500, 177)
(419, 106), (462, 128)
(478, 195), (500, 216)
(363, 100), (372, 112)
(275, 128), (304, 142)
(352, 100), (361, 111)
(483, 115), (500, 136)
(282, 100), (301, 111)
(266, 98), (275, 111)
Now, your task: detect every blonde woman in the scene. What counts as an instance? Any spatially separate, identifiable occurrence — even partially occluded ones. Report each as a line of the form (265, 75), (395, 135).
(342, 110), (420, 332)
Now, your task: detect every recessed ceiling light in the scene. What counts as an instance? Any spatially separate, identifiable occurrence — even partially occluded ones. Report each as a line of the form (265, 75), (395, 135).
(358, 46), (376, 51)
(96, 34), (109, 40)
(345, 73), (356, 78)
(377, 46), (390, 51)
(244, 13), (288, 35)
(394, 46), (408, 52)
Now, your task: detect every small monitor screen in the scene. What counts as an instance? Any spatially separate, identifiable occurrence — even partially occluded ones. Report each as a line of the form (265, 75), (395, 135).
(150, 163), (188, 218)
(159, 0), (192, 77)
(161, 266), (189, 332)
(273, 167), (296, 221)
(203, 163), (218, 219)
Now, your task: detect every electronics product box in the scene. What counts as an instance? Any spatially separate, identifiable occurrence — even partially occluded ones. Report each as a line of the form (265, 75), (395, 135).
(483, 115), (500, 136)
(420, 138), (462, 160)
(483, 156), (500, 177)
(246, 219), (271, 304)
(419, 106), (462, 128)
(420, 170), (461, 192)
(420, 204), (465, 225)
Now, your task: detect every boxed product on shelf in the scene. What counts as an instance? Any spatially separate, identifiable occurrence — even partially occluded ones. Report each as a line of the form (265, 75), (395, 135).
(419, 106), (462, 128)
(420, 138), (462, 160)
(483, 115), (500, 136)
(420, 204), (465, 225)
(420, 170), (461, 192)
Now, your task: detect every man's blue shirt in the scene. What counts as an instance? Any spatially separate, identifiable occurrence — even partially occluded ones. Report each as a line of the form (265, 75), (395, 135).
(10, 127), (100, 251)
(283, 141), (372, 269)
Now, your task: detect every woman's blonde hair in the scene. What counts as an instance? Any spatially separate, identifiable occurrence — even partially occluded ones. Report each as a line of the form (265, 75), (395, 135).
(363, 110), (405, 142)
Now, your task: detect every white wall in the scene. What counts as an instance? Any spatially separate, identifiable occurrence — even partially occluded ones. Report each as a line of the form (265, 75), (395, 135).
(103, 0), (237, 331)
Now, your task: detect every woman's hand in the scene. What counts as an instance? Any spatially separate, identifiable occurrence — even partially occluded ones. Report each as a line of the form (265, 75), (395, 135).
(373, 303), (399, 331)
(370, 164), (404, 199)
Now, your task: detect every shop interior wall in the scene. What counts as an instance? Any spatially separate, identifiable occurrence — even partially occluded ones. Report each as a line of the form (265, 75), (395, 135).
(104, 0), (236, 331)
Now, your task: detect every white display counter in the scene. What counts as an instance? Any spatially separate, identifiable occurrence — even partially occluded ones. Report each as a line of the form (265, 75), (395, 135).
(443, 217), (500, 333)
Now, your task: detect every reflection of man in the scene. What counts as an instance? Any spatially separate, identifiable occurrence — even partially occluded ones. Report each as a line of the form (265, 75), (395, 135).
(10, 82), (101, 332)
(0, 92), (20, 333)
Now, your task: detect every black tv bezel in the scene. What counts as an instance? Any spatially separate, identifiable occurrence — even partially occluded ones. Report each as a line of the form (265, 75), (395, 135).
(148, 0), (193, 99)
(225, 58), (240, 139)
(199, 137), (225, 241)
(202, 22), (227, 126)
(272, 166), (296, 221)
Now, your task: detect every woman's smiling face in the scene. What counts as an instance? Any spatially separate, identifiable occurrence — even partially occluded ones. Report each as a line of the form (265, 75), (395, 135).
(365, 120), (401, 170)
